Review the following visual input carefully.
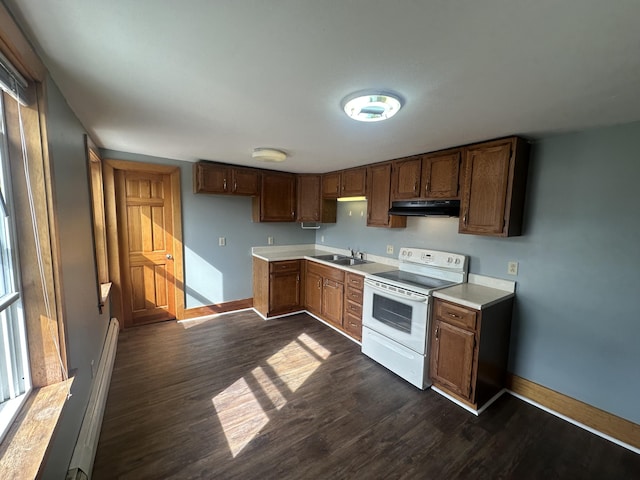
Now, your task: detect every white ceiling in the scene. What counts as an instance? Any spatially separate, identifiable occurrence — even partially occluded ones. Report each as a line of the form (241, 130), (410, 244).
(7, 0), (640, 173)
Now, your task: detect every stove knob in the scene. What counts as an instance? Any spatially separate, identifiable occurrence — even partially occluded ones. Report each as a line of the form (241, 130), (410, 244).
(407, 251), (412, 257)
(455, 258), (460, 264)
(447, 257), (453, 263)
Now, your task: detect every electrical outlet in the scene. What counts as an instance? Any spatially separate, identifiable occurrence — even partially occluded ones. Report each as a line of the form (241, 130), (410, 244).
(321, 235), (325, 242)
(386, 245), (394, 255)
(218, 237), (226, 246)
(90, 359), (95, 379)
(267, 236), (274, 245)
(508, 261), (518, 275)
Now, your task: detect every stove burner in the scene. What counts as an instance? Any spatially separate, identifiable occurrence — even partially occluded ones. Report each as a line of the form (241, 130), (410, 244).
(373, 270), (456, 292)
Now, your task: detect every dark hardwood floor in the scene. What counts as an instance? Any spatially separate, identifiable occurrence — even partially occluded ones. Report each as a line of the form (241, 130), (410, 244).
(93, 311), (639, 479)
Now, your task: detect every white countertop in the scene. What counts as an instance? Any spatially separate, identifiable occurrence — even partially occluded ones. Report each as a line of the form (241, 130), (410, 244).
(433, 274), (516, 310)
(252, 244), (397, 276)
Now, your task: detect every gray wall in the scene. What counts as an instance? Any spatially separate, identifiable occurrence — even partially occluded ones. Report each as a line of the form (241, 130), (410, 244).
(100, 150), (316, 307)
(319, 121), (640, 424)
(41, 77), (112, 478)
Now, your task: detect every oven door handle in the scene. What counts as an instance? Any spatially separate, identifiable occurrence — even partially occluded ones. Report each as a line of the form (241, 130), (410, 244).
(364, 280), (429, 303)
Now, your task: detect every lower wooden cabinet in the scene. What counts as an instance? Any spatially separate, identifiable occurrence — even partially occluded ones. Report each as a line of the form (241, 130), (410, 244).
(253, 258), (363, 342)
(430, 297), (513, 410)
(306, 261), (344, 328)
(253, 258), (301, 317)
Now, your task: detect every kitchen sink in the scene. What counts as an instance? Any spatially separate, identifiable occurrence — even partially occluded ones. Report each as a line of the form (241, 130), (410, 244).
(331, 258), (371, 266)
(312, 254), (350, 261)
(311, 254), (371, 266)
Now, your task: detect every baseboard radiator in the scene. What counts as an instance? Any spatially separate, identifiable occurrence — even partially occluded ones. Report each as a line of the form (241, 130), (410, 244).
(66, 318), (119, 480)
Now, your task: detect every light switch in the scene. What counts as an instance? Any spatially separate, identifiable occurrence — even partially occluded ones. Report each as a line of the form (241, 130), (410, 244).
(218, 237), (226, 246)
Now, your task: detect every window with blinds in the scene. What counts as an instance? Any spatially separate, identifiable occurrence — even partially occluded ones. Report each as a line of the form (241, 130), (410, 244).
(0, 91), (31, 442)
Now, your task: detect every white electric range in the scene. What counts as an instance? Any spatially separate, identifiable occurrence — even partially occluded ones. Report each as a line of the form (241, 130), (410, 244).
(361, 247), (468, 389)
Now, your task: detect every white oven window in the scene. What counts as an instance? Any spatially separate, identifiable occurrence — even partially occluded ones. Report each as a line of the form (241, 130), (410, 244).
(371, 293), (413, 334)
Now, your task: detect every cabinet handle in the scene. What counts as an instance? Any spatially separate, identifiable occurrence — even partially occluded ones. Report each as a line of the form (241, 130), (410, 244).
(426, 180), (431, 193)
(435, 327), (439, 340)
(463, 213), (468, 226)
(223, 178), (227, 190)
(234, 180), (237, 192)
(414, 180), (419, 192)
(448, 312), (461, 319)
(291, 211), (295, 219)
(296, 274), (299, 283)
(317, 279), (321, 288)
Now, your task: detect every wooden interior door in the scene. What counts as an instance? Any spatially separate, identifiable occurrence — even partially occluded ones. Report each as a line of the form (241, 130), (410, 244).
(117, 169), (177, 326)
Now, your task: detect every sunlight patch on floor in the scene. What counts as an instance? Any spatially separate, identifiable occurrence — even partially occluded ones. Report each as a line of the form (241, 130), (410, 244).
(266, 338), (322, 393)
(297, 332), (332, 360)
(251, 366), (287, 410)
(212, 333), (332, 458)
(212, 377), (269, 457)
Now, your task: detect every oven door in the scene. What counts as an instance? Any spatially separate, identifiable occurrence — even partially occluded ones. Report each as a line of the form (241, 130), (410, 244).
(362, 280), (431, 354)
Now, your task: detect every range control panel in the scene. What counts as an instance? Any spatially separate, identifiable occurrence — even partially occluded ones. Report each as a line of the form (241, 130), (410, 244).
(398, 247), (466, 270)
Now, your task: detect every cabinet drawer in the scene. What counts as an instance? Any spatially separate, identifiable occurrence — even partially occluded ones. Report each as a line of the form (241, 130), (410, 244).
(344, 313), (362, 340)
(345, 272), (364, 290)
(435, 300), (477, 330)
(346, 287), (363, 305)
(269, 260), (299, 273)
(345, 300), (362, 319)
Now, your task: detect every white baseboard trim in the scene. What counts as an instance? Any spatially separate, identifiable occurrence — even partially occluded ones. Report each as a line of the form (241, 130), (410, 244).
(431, 386), (506, 416)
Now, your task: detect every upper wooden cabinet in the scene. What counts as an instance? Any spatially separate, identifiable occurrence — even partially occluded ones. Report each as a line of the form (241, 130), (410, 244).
(391, 149), (461, 201)
(322, 167), (366, 198)
(322, 172), (341, 198)
(193, 161), (259, 196)
(366, 163), (406, 228)
(296, 174), (336, 223)
(341, 167), (366, 196)
(391, 156), (422, 200)
(421, 149), (461, 199)
(459, 137), (529, 237)
(232, 167), (260, 195)
(252, 171), (296, 222)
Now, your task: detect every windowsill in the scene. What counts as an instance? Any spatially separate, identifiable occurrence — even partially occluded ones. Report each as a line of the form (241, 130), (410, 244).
(0, 377), (74, 479)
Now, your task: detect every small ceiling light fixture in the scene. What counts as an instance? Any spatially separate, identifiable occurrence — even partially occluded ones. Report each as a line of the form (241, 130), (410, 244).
(342, 91), (403, 122)
(252, 147), (287, 163)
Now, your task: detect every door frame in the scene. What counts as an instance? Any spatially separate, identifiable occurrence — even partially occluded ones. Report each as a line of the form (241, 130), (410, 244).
(103, 159), (185, 326)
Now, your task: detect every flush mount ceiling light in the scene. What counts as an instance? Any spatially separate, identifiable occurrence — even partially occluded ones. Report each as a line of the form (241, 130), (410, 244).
(252, 148), (287, 162)
(342, 91), (403, 122)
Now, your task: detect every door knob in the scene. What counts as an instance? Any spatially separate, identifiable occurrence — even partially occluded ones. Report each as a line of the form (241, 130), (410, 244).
(166, 254), (173, 260)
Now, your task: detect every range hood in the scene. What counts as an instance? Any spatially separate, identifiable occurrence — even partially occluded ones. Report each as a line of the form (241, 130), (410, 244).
(388, 199), (460, 217)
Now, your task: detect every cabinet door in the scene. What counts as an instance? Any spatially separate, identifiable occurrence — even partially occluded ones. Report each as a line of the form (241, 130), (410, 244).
(366, 163), (406, 228)
(322, 172), (341, 198)
(430, 319), (476, 400)
(257, 172), (296, 222)
(422, 150), (460, 199)
(296, 174), (321, 222)
(194, 163), (229, 193)
(322, 278), (344, 327)
(232, 168), (260, 195)
(459, 140), (512, 235)
(305, 270), (323, 315)
(391, 157), (422, 200)
(341, 167), (366, 196)
(269, 271), (300, 315)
